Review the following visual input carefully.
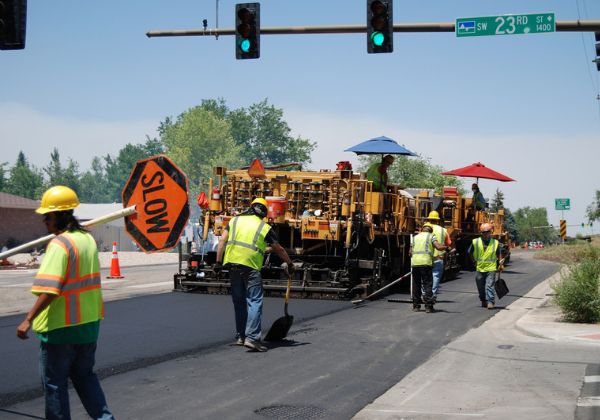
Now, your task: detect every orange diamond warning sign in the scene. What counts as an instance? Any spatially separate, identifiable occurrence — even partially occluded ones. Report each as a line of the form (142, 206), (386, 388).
(122, 155), (190, 252)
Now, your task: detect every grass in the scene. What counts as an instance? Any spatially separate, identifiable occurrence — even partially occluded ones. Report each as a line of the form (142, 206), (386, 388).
(538, 238), (600, 323)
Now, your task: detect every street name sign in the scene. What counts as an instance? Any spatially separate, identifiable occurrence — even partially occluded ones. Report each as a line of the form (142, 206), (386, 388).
(456, 13), (555, 37)
(555, 198), (570, 211)
(122, 155), (190, 253)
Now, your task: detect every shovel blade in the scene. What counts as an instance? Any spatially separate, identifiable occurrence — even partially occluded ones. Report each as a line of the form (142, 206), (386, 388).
(264, 315), (294, 342)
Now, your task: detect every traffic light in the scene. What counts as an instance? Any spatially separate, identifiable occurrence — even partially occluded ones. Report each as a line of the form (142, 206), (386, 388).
(594, 32), (600, 71)
(235, 3), (260, 60)
(0, 0), (26, 50)
(367, 0), (393, 54)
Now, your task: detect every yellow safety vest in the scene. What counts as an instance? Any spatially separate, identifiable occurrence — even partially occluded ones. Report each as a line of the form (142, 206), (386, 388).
(411, 232), (434, 267)
(223, 214), (271, 270)
(31, 231), (104, 333)
(472, 237), (499, 272)
(431, 225), (447, 258)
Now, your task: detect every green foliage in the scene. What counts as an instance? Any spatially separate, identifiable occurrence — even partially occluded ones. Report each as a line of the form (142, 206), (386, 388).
(489, 188), (504, 212)
(513, 206), (558, 244)
(43, 148), (81, 194)
(159, 106), (242, 195)
(503, 208), (519, 243)
(199, 98), (317, 167)
(358, 155), (464, 194)
(587, 190), (600, 222)
(552, 249), (600, 323)
(5, 152), (44, 199)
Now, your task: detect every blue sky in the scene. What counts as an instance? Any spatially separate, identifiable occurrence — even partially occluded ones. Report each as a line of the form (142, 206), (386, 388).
(1, 0), (599, 235)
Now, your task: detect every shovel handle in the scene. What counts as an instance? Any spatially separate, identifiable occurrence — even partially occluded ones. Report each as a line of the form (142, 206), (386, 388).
(284, 274), (291, 316)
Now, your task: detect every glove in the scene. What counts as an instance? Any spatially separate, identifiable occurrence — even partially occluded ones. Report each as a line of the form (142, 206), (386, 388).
(282, 262), (295, 276)
(213, 262), (222, 275)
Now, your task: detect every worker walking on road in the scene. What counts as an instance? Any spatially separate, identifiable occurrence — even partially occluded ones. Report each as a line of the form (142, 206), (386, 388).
(424, 211), (452, 303)
(16, 186), (115, 420)
(215, 197), (295, 352)
(410, 223), (448, 313)
(366, 154), (394, 192)
(469, 223), (502, 309)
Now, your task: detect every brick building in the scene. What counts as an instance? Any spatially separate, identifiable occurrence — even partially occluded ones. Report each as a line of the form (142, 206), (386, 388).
(0, 192), (46, 249)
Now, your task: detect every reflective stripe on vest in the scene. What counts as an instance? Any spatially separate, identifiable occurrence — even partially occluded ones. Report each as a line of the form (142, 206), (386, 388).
(31, 231), (103, 332)
(411, 232), (433, 266)
(432, 225), (447, 258)
(223, 215), (271, 270)
(473, 237), (499, 272)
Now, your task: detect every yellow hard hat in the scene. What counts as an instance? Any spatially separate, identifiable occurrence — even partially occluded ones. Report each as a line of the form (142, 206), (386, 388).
(251, 197), (268, 208)
(480, 223), (493, 233)
(36, 186), (80, 214)
(422, 222), (434, 230)
(427, 210), (440, 220)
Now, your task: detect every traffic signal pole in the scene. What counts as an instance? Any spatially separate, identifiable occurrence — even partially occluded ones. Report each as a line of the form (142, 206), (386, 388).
(147, 20), (600, 38)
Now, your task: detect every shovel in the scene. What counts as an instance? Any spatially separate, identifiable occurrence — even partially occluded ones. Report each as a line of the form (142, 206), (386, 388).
(264, 274), (294, 341)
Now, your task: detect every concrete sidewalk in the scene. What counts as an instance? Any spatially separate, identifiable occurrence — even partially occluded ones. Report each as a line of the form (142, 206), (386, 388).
(353, 272), (600, 420)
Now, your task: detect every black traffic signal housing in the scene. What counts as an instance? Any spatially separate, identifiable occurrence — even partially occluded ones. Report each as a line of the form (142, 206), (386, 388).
(367, 0), (393, 54)
(0, 0), (26, 50)
(594, 32), (600, 71)
(235, 3), (260, 60)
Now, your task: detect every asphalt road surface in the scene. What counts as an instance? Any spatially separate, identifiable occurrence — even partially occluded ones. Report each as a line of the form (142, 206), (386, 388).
(0, 251), (558, 419)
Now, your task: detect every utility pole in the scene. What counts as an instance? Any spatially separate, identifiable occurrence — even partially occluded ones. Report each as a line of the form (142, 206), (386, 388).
(147, 20), (600, 38)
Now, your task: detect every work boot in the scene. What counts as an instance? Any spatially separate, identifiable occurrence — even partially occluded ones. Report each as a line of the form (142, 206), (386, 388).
(487, 302), (495, 310)
(425, 306), (434, 313)
(412, 305), (421, 312)
(244, 338), (268, 352)
(481, 301), (487, 308)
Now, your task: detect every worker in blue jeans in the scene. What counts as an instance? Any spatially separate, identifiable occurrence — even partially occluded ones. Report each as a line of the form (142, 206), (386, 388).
(468, 223), (502, 309)
(215, 198), (294, 352)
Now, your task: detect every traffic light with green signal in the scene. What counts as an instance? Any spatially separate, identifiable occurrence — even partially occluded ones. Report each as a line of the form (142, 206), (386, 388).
(235, 3), (260, 60)
(0, 0), (27, 50)
(367, 0), (393, 54)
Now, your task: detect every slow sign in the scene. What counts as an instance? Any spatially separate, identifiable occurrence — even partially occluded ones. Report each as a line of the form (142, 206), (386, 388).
(122, 155), (190, 252)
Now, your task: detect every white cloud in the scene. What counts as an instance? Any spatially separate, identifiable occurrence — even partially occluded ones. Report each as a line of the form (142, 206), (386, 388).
(0, 102), (157, 171)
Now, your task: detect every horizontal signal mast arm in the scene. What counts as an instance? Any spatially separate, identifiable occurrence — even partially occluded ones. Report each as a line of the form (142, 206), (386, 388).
(146, 20), (600, 38)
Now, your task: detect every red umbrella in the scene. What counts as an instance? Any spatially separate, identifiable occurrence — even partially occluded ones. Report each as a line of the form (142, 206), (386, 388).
(441, 162), (515, 183)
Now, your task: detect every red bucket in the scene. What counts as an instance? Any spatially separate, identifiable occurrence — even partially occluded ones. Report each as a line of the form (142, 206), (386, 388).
(266, 196), (287, 223)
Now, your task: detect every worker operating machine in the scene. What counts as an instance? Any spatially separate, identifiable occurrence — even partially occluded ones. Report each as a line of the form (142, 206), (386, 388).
(174, 160), (509, 299)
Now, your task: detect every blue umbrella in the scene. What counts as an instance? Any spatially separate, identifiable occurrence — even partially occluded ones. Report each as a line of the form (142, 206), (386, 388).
(344, 136), (417, 156)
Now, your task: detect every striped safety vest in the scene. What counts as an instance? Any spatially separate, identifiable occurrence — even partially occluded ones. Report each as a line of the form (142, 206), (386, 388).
(472, 237), (499, 272)
(431, 224), (448, 258)
(411, 232), (434, 267)
(223, 214), (272, 270)
(31, 230), (104, 333)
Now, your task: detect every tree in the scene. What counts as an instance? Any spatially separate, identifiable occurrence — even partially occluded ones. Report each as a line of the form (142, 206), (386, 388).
(359, 155), (464, 193)
(489, 188), (505, 213)
(513, 206), (558, 244)
(5, 152), (44, 199)
(230, 99), (316, 166)
(43, 148), (81, 194)
(78, 157), (112, 203)
(0, 161), (7, 192)
(503, 208), (519, 243)
(102, 137), (165, 202)
(586, 190), (600, 222)
(159, 106), (242, 195)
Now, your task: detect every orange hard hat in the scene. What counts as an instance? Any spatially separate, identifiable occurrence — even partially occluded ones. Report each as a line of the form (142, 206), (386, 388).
(480, 223), (493, 233)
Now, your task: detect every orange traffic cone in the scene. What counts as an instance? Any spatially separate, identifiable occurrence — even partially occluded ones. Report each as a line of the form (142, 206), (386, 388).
(107, 242), (124, 279)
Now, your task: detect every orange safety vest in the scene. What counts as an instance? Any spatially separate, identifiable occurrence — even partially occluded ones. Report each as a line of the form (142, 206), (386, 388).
(31, 231), (104, 333)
